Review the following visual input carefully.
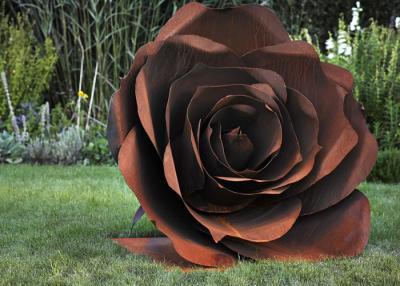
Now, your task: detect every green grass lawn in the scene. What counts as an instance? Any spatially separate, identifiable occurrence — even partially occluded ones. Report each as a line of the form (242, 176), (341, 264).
(0, 165), (399, 285)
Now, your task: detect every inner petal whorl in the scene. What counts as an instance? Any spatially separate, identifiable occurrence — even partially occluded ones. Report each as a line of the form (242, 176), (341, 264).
(221, 127), (254, 171)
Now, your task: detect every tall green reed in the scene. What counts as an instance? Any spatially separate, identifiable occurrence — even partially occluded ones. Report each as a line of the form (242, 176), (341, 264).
(7, 0), (264, 122)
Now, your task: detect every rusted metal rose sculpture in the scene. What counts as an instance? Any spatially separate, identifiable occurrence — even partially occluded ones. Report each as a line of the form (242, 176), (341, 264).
(107, 3), (378, 267)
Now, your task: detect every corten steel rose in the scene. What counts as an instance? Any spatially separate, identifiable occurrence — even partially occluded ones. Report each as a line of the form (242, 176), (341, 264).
(107, 3), (378, 267)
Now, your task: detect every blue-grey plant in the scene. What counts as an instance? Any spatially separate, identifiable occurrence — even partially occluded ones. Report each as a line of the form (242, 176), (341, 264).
(0, 130), (25, 163)
(24, 137), (53, 164)
(52, 126), (83, 165)
(25, 126), (84, 165)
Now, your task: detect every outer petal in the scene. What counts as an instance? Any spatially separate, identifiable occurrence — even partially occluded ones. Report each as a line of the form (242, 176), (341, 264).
(118, 125), (235, 267)
(321, 62), (353, 93)
(186, 197), (301, 243)
(107, 42), (161, 161)
(112, 237), (195, 268)
(156, 3), (290, 55)
(222, 190), (370, 260)
(242, 41), (358, 188)
(297, 91), (378, 214)
(135, 35), (243, 155)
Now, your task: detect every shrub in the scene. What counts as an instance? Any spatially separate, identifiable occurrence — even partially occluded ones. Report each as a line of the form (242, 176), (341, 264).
(369, 148), (400, 183)
(25, 126), (83, 165)
(303, 7), (400, 150)
(82, 126), (113, 165)
(52, 126), (83, 165)
(270, 0), (399, 46)
(24, 137), (53, 164)
(0, 14), (57, 122)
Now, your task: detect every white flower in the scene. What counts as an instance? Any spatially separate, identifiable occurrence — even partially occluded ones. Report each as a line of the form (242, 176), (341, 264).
(325, 37), (335, 51)
(350, 1), (363, 31)
(344, 46), (352, 56)
(327, 53), (336, 59)
(338, 30), (347, 44)
(336, 29), (351, 56)
(396, 17), (400, 29)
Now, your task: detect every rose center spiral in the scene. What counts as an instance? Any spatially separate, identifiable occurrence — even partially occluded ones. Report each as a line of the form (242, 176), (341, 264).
(221, 126), (254, 171)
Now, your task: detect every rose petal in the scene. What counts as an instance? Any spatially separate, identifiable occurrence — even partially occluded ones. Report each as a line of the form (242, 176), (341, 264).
(168, 64), (288, 143)
(165, 119), (256, 214)
(242, 41), (358, 187)
(186, 84), (287, 179)
(222, 190), (370, 260)
(220, 95), (301, 186)
(297, 91), (378, 215)
(112, 237), (195, 268)
(209, 123), (231, 168)
(188, 84), (305, 194)
(156, 3), (290, 55)
(200, 123), (237, 178)
(220, 125), (254, 171)
(183, 188), (255, 214)
(107, 42), (161, 161)
(119, 126), (235, 267)
(251, 87), (321, 190)
(164, 121), (205, 195)
(167, 65), (302, 193)
(188, 84), (280, 138)
(203, 93), (282, 171)
(168, 66), (287, 143)
(186, 197), (301, 243)
(321, 62), (353, 93)
(136, 35), (243, 155)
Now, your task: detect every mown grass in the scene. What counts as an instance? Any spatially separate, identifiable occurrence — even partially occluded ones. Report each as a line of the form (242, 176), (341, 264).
(0, 165), (399, 285)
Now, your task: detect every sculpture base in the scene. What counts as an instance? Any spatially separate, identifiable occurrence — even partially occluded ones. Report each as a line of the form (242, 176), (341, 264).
(112, 237), (196, 269)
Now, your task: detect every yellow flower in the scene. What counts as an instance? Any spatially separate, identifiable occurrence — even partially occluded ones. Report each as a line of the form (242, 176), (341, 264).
(78, 90), (88, 101)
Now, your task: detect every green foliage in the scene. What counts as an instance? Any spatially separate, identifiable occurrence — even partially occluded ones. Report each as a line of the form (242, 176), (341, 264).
(19, 101), (112, 165)
(0, 130), (25, 163)
(369, 148), (400, 183)
(48, 104), (72, 135)
(82, 126), (113, 165)
(0, 14), (58, 121)
(322, 20), (400, 150)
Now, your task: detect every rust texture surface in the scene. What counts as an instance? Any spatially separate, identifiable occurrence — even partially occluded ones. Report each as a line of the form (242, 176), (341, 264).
(107, 3), (378, 268)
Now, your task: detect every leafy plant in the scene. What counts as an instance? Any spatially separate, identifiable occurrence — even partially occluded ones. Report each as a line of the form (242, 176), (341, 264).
(25, 126), (83, 165)
(52, 126), (83, 165)
(0, 13), (58, 122)
(303, 10), (400, 150)
(24, 137), (53, 164)
(369, 148), (400, 183)
(329, 22), (400, 148)
(0, 130), (25, 163)
(82, 126), (113, 165)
